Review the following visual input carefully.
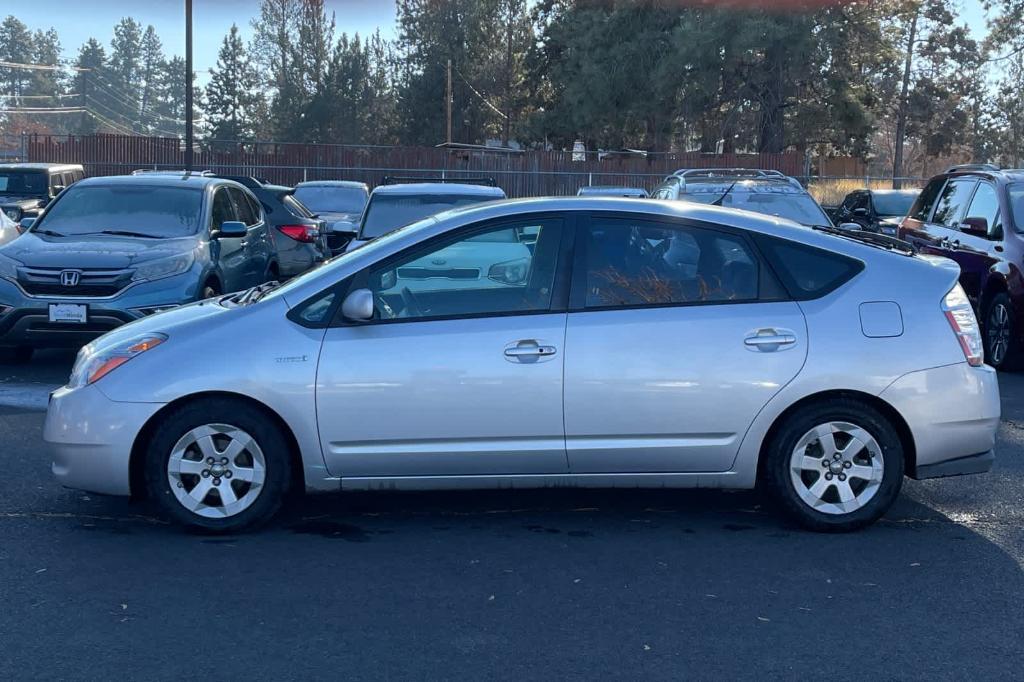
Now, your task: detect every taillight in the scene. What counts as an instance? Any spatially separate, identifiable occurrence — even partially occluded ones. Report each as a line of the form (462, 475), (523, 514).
(278, 224), (318, 243)
(943, 284), (984, 366)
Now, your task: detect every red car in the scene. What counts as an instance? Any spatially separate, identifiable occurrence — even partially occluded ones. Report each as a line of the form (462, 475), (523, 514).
(899, 164), (1024, 369)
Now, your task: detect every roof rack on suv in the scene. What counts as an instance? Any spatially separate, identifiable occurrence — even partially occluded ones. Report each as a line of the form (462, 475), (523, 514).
(212, 175), (273, 189)
(671, 168), (786, 179)
(130, 169), (216, 177)
(380, 176), (497, 187)
(945, 163), (1000, 174)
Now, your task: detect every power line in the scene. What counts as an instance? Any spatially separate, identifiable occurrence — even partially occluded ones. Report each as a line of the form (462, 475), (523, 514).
(0, 60), (90, 72)
(84, 94), (181, 137)
(454, 68), (507, 121)
(88, 73), (192, 124)
(0, 106), (86, 113)
(0, 93), (81, 100)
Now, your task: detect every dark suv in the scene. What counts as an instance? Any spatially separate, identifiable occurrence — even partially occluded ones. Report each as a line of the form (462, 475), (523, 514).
(899, 164), (1024, 369)
(1, 163), (85, 223)
(0, 173), (277, 362)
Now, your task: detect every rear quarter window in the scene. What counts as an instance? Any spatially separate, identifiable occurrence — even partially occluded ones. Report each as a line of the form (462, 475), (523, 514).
(753, 234), (863, 301)
(909, 178), (946, 221)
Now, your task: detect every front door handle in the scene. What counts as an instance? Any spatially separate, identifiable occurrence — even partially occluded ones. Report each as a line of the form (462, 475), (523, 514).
(504, 340), (557, 363)
(744, 328), (797, 352)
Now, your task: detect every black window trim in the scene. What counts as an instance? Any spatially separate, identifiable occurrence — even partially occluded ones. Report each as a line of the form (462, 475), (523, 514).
(286, 211), (577, 330)
(568, 211), (789, 314)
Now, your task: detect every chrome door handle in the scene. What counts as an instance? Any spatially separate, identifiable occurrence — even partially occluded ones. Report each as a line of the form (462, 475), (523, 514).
(744, 329), (797, 352)
(504, 340), (557, 362)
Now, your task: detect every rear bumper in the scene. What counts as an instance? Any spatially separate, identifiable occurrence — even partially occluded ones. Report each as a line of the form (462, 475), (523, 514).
(880, 362), (1000, 478)
(914, 450), (994, 480)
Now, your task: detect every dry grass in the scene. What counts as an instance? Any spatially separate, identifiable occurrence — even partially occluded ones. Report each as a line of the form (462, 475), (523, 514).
(806, 178), (920, 207)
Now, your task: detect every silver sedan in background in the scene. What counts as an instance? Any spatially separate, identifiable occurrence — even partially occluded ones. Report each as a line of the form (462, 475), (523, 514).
(44, 198), (1000, 533)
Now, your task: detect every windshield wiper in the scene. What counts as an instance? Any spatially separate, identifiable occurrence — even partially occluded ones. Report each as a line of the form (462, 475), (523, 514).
(32, 228), (66, 238)
(811, 224), (917, 256)
(232, 281), (280, 306)
(79, 230), (164, 239)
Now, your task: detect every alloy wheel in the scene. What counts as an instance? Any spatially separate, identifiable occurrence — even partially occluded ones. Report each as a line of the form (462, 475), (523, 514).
(167, 423), (267, 519)
(987, 303), (1011, 366)
(788, 421), (884, 516)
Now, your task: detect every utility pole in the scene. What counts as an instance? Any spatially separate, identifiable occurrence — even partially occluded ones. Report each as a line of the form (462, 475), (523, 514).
(184, 0), (194, 170)
(446, 59), (453, 146)
(892, 5), (918, 190)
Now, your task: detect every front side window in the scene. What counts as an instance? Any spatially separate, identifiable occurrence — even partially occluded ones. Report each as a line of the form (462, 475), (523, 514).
(364, 219), (562, 321)
(36, 184), (204, 238)
(211, 188), (237, 230)
(909, 178), (946, 221)
(582, 218), (760, 309)
(230, 188), (258, 226)
(963, 182), (1001, 238)
(931, 178), (977, 227)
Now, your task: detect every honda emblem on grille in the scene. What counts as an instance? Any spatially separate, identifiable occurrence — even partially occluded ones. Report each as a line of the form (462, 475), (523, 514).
(59, 270), (81, 287)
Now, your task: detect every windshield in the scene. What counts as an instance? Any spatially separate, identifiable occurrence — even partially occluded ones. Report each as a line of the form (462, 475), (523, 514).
(684, 190), (829, 226)
(360, 193), (496, 239)
(294, 186), (368, 214)
(35, 185), (204, 237)
(0, 170), (47, 196)
(872, 192), (918, 217)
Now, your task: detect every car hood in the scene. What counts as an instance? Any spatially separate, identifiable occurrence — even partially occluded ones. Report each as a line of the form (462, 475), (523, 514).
(0, 196), (46, 210)
(1, 233), (197, 269)
(319, 212), (361, 231)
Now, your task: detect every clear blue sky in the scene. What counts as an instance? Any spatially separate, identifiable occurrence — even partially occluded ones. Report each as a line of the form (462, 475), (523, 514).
(8, 0), (992, 83)
(9, 0), (397, 83)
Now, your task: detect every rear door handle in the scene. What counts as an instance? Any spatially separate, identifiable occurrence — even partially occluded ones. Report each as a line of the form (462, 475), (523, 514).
(744, 328), (797, 352)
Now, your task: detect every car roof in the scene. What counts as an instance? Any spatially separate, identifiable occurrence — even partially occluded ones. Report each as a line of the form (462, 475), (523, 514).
(0, 163), (83, 172)
(296, 180), (369, 189)
(369, 182), (506, 198)
(578, 186), (647, 195)
(678, 178), (811, 195)
(76, 174), (228, 189)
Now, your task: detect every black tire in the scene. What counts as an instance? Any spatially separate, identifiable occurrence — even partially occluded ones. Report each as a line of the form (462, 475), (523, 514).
(143, 398), (292, 533)
(763, 398), (904, 532)
(0, 346), (33, 364)
(983, 293), (1022, 371)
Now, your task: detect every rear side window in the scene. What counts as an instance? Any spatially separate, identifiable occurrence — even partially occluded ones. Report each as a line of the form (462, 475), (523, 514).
(754, 235), (863, 301)
(909, 178), (946, 221)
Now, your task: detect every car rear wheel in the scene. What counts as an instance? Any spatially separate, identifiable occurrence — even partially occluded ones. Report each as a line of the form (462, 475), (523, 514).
(144, 398), (291, 532)
(984, 293), (1021, 370)
(763, 399), (904, 532)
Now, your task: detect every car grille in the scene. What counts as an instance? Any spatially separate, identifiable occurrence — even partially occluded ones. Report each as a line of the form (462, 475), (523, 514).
(17, 267), (134, 297)
(396, 267), (480, 280)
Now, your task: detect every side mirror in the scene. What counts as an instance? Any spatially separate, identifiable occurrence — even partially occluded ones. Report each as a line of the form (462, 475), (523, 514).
(341, 288), (374, 321)
(212, 220), (247, 239)
(51, 185), (65, 195)
(19, 217), (35, 231)
(838, 222), (863, 231)
(961, 217), (989, 238)
(328, 223), (358, 238)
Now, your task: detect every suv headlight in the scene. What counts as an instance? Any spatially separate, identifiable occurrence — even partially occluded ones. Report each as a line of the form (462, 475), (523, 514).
(0, 253), (19, 281)
(131, 252), (195, 283)
(68, 333), (167, 388)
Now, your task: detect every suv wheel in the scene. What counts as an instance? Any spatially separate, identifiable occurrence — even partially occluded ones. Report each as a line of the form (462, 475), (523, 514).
(144, 398), (291, 532)
(984, 293), (1021, 370)
(763, 399), (904, 532)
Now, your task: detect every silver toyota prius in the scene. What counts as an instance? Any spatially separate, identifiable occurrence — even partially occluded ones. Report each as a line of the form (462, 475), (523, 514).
(44, 198), (1001, 533)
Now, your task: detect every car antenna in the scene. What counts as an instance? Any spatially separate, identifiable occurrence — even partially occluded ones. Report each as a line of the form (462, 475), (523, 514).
(711, 180), (739, 206)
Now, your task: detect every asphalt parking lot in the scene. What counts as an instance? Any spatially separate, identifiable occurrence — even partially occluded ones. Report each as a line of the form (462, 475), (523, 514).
(1, 351), (1022, 680)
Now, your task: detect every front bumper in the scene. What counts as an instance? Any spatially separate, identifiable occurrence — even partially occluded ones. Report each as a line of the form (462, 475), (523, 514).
(880, 362), (1000, 479)
(44, 383), (164, 496)
(0, 271), (199, 348)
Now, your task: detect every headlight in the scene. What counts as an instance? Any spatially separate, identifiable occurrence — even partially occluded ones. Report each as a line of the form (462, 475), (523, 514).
(487, 258), (531, 285)
(131, 252), (195, 283)
(0, 253), (19, 280)
(68, 333), (167, 388)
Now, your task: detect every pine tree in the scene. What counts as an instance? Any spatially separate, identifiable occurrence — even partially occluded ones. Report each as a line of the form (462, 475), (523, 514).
(206, 24), (264, 141)
(0, 16), (35, 100)
(138, 26), (166, 129)
(72, 38), (106, 134)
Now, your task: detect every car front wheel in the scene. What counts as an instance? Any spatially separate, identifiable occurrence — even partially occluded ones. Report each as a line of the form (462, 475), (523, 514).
(144, 398), (291, 532)
(764, 399), (904, 532)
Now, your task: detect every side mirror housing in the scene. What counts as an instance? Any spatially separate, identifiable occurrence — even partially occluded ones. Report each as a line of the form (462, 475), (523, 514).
(341, 288), (374, 321)
(51, 185), (65, 195)
(212, 220), (247, 239)
(19, 217), (35, 231)
(961, 217), (989, 238)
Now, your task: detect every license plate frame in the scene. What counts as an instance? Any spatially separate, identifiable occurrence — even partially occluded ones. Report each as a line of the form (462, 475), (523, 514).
(48, 303), (88, 324)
